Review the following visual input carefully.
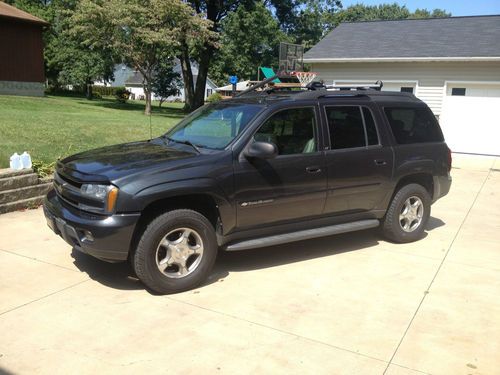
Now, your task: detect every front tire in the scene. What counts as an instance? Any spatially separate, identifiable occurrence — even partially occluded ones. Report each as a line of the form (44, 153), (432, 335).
(133, 209), (218, 294)
(382, 183), (431, 243)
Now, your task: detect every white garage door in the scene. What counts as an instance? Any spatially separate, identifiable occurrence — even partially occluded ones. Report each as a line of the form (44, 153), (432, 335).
(440, 83), (500, 156)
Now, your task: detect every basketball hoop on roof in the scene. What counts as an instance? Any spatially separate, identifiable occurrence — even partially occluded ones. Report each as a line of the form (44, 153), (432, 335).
(292, 71), (318, 87)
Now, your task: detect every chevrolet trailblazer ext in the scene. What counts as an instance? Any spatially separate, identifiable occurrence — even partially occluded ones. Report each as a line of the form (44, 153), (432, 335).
(44, 85), (451, 294)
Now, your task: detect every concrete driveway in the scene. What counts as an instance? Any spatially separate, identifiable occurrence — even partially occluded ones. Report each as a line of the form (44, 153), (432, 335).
(0, 154), (499, 375)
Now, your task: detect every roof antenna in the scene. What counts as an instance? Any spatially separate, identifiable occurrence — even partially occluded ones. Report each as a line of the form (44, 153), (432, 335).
(149, 109), (153, 140)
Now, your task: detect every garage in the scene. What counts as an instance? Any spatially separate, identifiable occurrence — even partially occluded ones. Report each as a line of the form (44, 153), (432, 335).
(440, 83), (500, 156)
(304, 15), (500, 157)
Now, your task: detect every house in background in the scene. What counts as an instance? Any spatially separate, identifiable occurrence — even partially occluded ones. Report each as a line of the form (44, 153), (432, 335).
(96, 62), (218, 102)
(0, 2), (48, 96)
(215, 80), (253, 98)
(304, 15), (500, 156)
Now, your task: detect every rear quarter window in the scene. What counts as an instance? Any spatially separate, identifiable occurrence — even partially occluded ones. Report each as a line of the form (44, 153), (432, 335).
(384, 107), (443, 144)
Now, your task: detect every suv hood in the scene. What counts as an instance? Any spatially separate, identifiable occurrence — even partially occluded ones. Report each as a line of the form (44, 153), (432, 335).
(59, 140), (198, 183)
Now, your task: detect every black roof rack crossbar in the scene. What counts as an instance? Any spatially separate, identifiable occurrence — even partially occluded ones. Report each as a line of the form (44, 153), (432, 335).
(317, 93), (368, 99)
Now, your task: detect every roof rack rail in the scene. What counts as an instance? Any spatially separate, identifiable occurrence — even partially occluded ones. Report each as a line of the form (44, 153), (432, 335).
(324, 80), (384, 91)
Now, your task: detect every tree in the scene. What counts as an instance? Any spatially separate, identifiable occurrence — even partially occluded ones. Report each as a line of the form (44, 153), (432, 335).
(56, 44), (115, 99)
(413, 8), (451, 19)
(152, 60), (183, 107)
(53, 6), (115, 98)
(72, 0), (214, 115)
(274, 0), (342, 49)
(331, 4), (451, 26)
(209, 2), (289, 85)
(182, 0), (337, 111)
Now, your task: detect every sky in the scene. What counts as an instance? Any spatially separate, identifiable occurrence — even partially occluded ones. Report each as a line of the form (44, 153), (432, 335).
(340, 0), (500, 16)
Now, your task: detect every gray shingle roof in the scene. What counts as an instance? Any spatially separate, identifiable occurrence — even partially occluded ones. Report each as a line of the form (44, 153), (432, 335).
(304, 15), (500, 61)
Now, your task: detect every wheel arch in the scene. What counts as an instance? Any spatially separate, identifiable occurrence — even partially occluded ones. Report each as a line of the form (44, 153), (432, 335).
(394, 173), (434, 200)
(128, 178), (234, 259)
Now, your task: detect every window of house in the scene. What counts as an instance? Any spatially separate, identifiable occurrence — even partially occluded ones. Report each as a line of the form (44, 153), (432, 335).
(254, 107), (316, 155)
(206, 89), (213, 97)
(384, 107), (444, 144)
(451, 87), (466, 96)
(400, 87), (414, 93)
(325, 106), (379, 149)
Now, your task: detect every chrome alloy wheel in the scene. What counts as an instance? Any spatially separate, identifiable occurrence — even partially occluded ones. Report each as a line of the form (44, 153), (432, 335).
(399, 196), (424, 232)
(155, 228), (204, 278)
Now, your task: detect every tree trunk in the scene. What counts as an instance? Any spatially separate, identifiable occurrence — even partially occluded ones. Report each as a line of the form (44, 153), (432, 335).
(193, 46), (213, 110)
(179, 44), (195, 112)
(85, 80), (93, 100)
(143, 74), (152, 115)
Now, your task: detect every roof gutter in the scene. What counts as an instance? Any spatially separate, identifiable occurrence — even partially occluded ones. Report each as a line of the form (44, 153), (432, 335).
(303, 56), (500, 63)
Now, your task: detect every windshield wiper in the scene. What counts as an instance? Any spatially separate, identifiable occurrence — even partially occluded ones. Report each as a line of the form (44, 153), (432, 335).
(163, 135), (201, 153)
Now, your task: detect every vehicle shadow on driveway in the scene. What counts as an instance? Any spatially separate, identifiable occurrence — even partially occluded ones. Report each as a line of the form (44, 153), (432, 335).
(71, 250), (143, 291)
(70, 217), (444, 292)
(211, 216), (444, 277)
(212, 229), (380, 277)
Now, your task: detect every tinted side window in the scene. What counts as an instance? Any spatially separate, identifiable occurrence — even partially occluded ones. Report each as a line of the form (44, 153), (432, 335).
(255, 107), (316, 155)
(384, 108), (443, 144)
(325, 106), (365, 149)
(363, 108), (379, 146)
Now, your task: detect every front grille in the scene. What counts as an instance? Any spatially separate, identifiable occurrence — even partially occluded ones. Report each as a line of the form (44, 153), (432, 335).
(53, 171), (105, 213)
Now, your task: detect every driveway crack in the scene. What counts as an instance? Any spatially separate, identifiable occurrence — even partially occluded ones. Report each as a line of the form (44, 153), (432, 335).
(382, 166), (493, 374)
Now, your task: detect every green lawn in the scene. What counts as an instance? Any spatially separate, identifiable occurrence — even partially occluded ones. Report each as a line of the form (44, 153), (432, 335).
(0, 95), (186, 168)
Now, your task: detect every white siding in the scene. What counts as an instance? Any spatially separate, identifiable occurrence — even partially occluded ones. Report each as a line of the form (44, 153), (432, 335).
(311, 61), (500, 115)
(415, 85), (445, 115)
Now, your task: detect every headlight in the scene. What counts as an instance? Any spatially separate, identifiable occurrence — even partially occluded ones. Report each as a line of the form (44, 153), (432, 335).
(81, 184), (109, 200)
(80, 184), (119, 213)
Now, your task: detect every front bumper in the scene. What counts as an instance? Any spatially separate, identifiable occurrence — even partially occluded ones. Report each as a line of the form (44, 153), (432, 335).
(43, 189), (140, 262)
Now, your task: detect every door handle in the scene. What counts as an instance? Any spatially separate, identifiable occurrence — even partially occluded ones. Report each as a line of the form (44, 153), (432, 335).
(374, 159), (387, 166)
(306, 166), (322, 173)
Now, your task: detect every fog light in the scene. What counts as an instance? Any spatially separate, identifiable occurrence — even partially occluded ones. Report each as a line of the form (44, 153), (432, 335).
(82, 230), (94, 242)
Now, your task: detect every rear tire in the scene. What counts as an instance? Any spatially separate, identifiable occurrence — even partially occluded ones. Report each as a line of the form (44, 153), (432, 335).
(382, 183), (431, 243)
(133, 209), (218, 294)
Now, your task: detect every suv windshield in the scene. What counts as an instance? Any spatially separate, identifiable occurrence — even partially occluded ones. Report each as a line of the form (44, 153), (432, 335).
(165, 102), (264, 150)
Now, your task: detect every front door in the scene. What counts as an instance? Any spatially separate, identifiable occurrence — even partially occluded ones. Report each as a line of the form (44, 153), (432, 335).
(234, 106), (327, 230)
(321, 104), (394, 215)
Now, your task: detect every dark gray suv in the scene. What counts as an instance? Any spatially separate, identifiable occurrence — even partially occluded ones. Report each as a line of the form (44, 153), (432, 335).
(44, 85), (452, 294)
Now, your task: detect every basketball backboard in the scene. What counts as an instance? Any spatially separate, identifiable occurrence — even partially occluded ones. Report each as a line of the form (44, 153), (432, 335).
(278, 42), (304, 73)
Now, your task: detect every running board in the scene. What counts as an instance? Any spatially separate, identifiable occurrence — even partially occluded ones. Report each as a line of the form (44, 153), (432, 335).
(224, 219), (379, 251)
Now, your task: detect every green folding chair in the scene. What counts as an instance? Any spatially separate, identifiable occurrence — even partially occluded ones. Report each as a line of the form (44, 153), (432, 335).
(260, 67), (281, 83)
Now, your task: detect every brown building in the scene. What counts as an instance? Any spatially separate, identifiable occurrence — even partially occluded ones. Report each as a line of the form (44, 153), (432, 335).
(0, 2), (48, 96)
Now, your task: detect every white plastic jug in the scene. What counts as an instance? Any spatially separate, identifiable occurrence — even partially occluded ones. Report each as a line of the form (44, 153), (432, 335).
(20, 151), (32, 169)
(9, 153), (22, 170)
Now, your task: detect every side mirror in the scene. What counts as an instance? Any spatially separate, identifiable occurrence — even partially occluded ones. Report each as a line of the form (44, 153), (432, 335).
(245, 141), (278, 159)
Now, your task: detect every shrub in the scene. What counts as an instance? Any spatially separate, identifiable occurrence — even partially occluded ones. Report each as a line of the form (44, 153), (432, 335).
(206, 92), (222, 103)
(92, 85), (127, 97)
(44, 87), (85, 97)
(115, 88), (131, 103)
(32, 160), (56, 178)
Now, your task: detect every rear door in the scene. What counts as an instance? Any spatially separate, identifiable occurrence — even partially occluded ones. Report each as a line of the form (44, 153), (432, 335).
(233, 105), (327, 230)
(320, 101), (394, 215)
